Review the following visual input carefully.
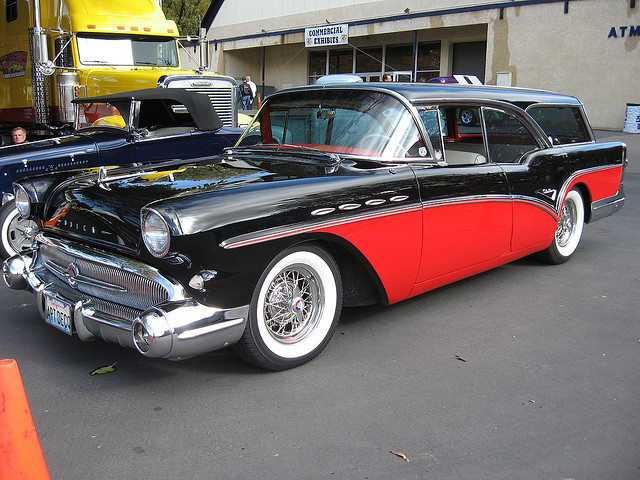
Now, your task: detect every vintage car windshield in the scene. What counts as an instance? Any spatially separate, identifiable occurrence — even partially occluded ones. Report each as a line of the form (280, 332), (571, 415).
(76, 34), (179, 67)
(237, 89), (425, 159)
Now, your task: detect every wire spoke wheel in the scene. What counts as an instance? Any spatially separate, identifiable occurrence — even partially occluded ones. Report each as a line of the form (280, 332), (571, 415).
(535, 188), (585, 264)
(235, 245), (342, 370)
(263, 266), (322, 344)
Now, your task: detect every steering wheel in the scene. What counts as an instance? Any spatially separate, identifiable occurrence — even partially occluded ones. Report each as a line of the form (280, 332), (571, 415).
(358, 133), (391, 148)
(358, 133), (408, 157)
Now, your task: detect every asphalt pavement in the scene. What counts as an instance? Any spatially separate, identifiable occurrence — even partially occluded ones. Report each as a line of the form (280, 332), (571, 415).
(0, 130), (638, 480)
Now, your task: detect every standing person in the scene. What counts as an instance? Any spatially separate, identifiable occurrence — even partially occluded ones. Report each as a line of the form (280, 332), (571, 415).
(382, 73), (392, 82)
(11, 127), (26, 144)
(241, 75), (257, 110)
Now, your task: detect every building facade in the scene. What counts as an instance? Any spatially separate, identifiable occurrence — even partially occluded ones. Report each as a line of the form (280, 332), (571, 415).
(198, 0), (639, 130)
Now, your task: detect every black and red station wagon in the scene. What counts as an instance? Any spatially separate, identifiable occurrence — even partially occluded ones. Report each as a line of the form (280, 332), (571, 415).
(4, 82), (627, 370)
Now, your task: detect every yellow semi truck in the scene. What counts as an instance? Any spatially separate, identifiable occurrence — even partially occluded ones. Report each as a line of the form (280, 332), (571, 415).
(0, 0), (238, 142)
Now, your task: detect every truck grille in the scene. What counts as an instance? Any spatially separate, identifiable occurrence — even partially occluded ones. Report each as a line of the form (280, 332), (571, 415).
(186, 87), (235, 127)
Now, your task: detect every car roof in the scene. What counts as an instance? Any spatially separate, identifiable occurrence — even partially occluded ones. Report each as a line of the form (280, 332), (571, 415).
(72, 88), (223, 131)
(280, 82), (583, 107)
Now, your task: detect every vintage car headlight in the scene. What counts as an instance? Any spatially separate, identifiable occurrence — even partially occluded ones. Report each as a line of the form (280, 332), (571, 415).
(14, 185), (31, 218)
(141, 209), (170, 258)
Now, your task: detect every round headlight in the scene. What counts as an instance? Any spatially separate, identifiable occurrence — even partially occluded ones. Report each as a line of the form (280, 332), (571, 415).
(141, 209), (170, 258)
(14, 185), (31, 218)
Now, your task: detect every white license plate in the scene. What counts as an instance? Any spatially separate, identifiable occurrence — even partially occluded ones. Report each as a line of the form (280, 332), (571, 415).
(44, 295), (73, 335)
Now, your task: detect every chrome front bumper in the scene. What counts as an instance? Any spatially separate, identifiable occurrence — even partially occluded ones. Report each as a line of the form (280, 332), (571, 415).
(3, 238), (248, 360)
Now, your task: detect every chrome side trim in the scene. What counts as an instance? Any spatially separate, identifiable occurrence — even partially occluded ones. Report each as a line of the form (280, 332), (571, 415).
(590, 187), (625, 223)
(220, 203), (422, 249)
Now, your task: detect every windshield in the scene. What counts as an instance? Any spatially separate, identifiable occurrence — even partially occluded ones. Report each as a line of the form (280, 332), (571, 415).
(76, 103), (126, 129)
(237, 89), (425, 159)
(76, 34), (179, 67)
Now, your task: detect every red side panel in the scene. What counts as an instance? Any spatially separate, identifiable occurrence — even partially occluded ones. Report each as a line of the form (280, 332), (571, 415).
(511, 201), (557, 253)
(317, 209), (423, 304)
(569, 165), (624, 202)
(415, 200), (512, 283)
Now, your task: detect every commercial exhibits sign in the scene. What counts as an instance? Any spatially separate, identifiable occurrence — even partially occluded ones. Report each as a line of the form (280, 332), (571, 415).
(305, 24), (348, 47)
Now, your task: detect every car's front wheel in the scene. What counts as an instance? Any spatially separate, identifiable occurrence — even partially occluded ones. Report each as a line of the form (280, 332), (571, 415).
(536, 188), (585, 264)
(0, 202), (38, 260)
(235, 245), (342, 370)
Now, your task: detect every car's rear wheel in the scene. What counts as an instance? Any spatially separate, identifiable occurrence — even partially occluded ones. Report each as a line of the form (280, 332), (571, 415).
(536, 188), (585, 264)
(235, 245), (342, 370)
(0, 202), (38, 260)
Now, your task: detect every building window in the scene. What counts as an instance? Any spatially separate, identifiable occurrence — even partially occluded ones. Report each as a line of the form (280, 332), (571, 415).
(356, 47), (383, 81)
(309, 50), (327, 84)
(308, 42), (441, 84)
(416, 42), (440, 82)
(384, 44), (413, 72)
(329, 49), (353, 74)
(6, 0), (18, 22)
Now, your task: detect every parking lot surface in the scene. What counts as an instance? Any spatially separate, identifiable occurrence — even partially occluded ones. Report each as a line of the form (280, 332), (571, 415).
(1, 130), (638, 480)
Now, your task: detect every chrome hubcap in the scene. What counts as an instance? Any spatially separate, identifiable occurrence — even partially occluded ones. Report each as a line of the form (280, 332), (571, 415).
(556, 200), (576, 247)
(263, 266), (322, 344)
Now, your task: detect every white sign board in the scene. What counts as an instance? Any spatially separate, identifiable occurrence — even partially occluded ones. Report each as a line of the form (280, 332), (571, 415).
(305, 24), (349, 47)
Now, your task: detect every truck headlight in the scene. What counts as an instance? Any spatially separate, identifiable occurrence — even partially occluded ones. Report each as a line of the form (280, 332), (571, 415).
(14, 185), (31, 218)
(141, 209), (170, 258)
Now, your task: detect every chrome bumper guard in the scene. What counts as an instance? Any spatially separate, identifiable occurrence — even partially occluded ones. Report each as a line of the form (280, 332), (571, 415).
(3, 237), (248, 360)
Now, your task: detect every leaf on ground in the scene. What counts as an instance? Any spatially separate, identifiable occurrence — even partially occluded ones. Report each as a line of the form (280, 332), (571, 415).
(90, 362), (117, 375)
(455, 355), (467, 362)
(390, 450), (409, 462)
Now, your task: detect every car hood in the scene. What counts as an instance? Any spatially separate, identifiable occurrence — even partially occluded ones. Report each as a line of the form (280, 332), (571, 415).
(40, 151), (389, 253)
(0, 131), (130, 194)
(0, 132), (117, 166)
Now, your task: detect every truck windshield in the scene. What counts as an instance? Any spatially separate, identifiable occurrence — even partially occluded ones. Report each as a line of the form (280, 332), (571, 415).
(77, 34), (179, 67)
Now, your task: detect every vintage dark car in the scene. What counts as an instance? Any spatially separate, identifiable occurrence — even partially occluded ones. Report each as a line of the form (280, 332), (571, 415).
(0, 88), (242, 259)
(3, 82), (627, 370)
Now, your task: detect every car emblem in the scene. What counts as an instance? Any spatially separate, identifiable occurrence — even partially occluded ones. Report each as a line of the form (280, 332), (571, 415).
(65, 263), (79, 287)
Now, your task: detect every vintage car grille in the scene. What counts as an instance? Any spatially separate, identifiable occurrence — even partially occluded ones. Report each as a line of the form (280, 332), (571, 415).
(186, 87), (236, 127)
(35, 238), (183, 316)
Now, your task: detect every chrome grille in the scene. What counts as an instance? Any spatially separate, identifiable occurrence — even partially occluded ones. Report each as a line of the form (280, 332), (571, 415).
(39, 242), (169, 311)
(186, 87), (235, 127)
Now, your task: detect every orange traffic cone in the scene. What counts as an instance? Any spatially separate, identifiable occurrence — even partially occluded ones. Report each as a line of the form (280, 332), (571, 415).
(0, 359), (51, 480)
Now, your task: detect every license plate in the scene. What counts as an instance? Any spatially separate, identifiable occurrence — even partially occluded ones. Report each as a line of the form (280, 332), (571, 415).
(44, 295), (73, 335)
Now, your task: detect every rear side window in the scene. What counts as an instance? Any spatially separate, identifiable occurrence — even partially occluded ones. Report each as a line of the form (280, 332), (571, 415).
(527, 106), (591, 144)
(6, 0), (17, 22)
(484, 109), (539, 164)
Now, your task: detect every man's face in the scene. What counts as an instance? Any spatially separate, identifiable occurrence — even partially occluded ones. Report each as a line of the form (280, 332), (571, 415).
(12, 130), (25, 144)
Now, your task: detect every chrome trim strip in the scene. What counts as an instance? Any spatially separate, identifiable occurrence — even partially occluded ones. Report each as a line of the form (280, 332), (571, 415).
(220, 203), (422, 249)
(511, 196), (557, 218)
(590, 188), (625, 223)
(421, 194), (512, 209)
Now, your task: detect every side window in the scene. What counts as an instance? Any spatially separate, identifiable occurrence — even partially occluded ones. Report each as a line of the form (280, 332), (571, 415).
(6, 0), (17, 22)
(439, 105), (487, 166)
(527, 106), (591, 144)
(417, 107), (443, 160)
(484, 108), (539, 164)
